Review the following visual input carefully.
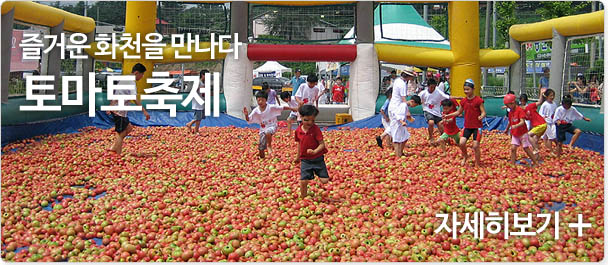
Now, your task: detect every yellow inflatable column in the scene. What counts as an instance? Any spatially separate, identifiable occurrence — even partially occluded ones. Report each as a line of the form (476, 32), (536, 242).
(448, 2), (480, 97)
(123, 1), (157, 95)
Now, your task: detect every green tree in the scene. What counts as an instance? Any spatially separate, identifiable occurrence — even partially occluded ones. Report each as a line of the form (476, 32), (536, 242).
(262, 8), (319, 41)
(536, 1), (590, 20)
(495, 1), (516, 49)
(429, 15), (447, 39)
(90, 1), (126, 26)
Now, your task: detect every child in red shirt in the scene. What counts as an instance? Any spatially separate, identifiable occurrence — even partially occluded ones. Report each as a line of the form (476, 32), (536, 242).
(294, 105), (331, 199)
(504, 94), (538, 166)
(434, 99), (460, 151)
(443, 79), (486, 167)
(331, 77), (345, 103)
(520, 94), (547, 160)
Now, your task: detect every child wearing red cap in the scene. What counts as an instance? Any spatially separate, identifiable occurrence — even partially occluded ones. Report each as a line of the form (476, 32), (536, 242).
(504, 94), (538, 166)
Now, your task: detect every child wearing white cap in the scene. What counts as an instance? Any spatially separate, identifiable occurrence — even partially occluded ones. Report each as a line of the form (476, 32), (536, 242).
(443, 79), (486, 167)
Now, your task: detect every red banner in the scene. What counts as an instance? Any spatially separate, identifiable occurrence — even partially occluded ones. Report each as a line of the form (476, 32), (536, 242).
(11, 30), (39, 72)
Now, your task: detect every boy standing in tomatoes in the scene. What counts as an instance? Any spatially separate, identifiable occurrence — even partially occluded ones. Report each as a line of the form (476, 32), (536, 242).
(504, 94), (538, 166)
(294, 105), (331, 200)
(443, 79), (486, 167)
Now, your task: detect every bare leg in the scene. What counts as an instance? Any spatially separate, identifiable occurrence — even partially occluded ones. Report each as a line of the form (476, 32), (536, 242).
(459, 137), (468, 166)
(437, 122), (445, 136)
(510, 145), (518, 165)
(186, 120), (194, 133)
(288, 118), (297, 136)
(567, 129), (582, 148)
(393, 142), (403, 157)
(528, 133), (540, 160)
(523, 146), (538, 166)
(543, 138), (553, 154)
(556, 142), (563, 157)
(111, 124), (132, 155)
(438, 138), (446, 152)
(300, 180), (309, 198)
(427, 120), (435, 143)
(194, 121), (201, 133)
(267, 133), (273, 155)
(473, 141), (481, 167)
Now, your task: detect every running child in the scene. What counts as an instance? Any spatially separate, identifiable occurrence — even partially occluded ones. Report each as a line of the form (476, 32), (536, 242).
(418, 78), (460, 144)
(280, 91), (299, 135)
(244, 91), (297, 158)
(294, 105), (331, 200)
(108, 63), (151, 155)
(262, 82), (280, 105)
(521, 93), (547, 159)
(433, 99), (460, 151)
(186, 69), (208, 133)
(504, 94), (538, 166)
(553, 95), (591, 156)
(443, 79), (486, 167)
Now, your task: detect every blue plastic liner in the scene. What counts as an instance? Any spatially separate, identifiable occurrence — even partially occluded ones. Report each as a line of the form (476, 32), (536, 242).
(327, 114), (603, 154)
(2, 111), (257, 146)
(2, 112), (603, 154)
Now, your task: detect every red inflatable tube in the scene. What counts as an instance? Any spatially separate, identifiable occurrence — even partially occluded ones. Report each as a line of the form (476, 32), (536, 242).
(247, 44), (357, 62)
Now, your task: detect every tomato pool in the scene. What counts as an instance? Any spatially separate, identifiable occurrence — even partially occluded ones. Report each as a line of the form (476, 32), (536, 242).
(1, 126), (604, 262)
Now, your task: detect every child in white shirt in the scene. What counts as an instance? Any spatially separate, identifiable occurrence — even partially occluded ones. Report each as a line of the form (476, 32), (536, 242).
(553, 95), (591, 156)
(280, 91), (300, 136)
(244, 91), (297, 158)
(538, 89), (558, 153)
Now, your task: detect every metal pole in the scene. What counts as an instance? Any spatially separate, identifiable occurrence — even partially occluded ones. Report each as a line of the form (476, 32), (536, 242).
(590, 2), (597, 68)
(531, 58), (537, 95)
(423, 5), (428, 22)
(48, 21), (64, 95)
(492, 2), (497, 78)
(483, 1), (491, 87)
(1, 8), (15, 103)
(181, 63), (185, 92)
(492, 3), (496, 48)
(509, 36), (522, 96)
(549, 28), (567, 102)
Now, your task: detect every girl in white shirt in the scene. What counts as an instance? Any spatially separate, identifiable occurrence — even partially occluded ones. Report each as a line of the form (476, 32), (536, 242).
(538, 89), (558, 153)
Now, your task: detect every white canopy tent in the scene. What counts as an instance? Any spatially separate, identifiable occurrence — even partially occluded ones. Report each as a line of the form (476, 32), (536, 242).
(253, 61), (292, 78)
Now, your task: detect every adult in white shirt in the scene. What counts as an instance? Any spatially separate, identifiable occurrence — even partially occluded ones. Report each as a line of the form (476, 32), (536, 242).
(107, 63), (151, 155)
(186, 69), (208, 133)
(295, 74), (321, 108)
(418, 78), (457, 143)
(388, 71), (415, 151)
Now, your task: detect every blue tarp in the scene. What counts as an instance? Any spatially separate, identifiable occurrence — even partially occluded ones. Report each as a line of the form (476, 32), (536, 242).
(1, 111), (604, 154)
(327, 114), (603, 154)
(2, 111), (256, 147)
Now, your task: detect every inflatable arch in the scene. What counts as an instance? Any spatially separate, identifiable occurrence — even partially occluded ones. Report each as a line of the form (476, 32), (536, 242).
(2, 1), (601, 131)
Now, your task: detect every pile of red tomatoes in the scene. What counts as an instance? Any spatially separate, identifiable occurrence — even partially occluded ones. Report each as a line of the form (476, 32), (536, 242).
(1, 126), (603, 261)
